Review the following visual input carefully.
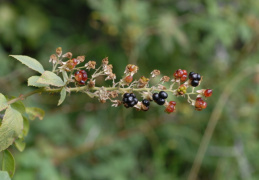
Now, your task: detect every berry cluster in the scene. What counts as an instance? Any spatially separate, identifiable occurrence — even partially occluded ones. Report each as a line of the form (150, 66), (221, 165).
(174, 69), (188, 82)
(122, 93), (138, 108)
(153, 91), (168, 105)
(165, 101), (176, 113)
(195, 97), (207, 111)
(75, 70), (88, 85)
(177, 84), (187, 95)
(189, 72), (201, 87)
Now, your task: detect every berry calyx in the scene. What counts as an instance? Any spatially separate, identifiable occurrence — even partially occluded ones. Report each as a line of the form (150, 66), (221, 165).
(204, 89), (213, 97)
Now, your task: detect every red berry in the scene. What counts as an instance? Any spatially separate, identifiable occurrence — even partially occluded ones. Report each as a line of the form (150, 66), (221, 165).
(125, 75), (133, 83)
(174, 69), (184, 78)
(204, 89), (213, 97)
(180, 74), (187, 82)
(196, 97), (203, 102)
(75, 73), (82, 82)
(195, 100), (203, 108)
(169, 101), (176, 105)
(72, 58), (78, 65)
(165, 104), (175, 113)
(80, 70), (86, 74)
(182, 69), (187, 75)
(201, 101), (207, 109)
(196, 107), (203, 111)
(82, 73), (88, 81)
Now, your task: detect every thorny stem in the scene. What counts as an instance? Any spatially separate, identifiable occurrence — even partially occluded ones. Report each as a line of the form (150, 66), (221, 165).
(6, 85), (199, 106)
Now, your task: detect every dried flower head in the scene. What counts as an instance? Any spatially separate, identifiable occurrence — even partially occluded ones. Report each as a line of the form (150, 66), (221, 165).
(85, 61), (96, 70)
(124, 64), (138, 75)
(56, 47), (62, 57)
(49, 54), (57, 64)
(105, 73), (116, 81)
(151, 70), (160, 78)
(138, 76), (149, 88)
(62, 52), (73, 59)
(77, 56), (85, 62)
(88, 80), (96, 88)
(102, 57), (109, 65)
(160, 76), (170, 83)
(109, 91), (118, 98)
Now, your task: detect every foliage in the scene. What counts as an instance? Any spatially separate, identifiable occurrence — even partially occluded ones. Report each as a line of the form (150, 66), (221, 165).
(0, 0), (259, 180)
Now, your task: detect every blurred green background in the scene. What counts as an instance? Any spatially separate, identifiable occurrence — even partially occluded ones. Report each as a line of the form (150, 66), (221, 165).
(1, 0), (259, 179)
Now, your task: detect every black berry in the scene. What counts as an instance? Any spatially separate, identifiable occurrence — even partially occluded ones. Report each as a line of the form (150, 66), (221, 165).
(159, 91), (168, 99)
(189, 72), (195, 79)
(156, 98), (165, 105)
(127, 96), (134, 102)
(153, 93), (159, 101)
(130, 93), (136, 98)
(196, 74), (201, 81)
(142, 99), (150, 107)
(133, 98), (138, 104)
(191, 80), (199, 87)
(124, 93), (130, 98)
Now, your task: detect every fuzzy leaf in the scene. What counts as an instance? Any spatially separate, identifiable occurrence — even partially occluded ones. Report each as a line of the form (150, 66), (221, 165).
(26, 107), (45, 120)
(10, 55), (44, 74)
(28, 76), (48, 87)
(37, 71), (65, 87)
(0, 94), (8, 112)
(58, 88), (66, 106)
(0, 171), (11, 180)
(1, 150), (15, 177)
(0, 106), (23, 151)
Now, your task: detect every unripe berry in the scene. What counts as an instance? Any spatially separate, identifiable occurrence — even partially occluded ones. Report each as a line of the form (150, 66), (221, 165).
(125, 75), (133, 83)
(165, 104), (175, 113)
(204, 89), (213, 97)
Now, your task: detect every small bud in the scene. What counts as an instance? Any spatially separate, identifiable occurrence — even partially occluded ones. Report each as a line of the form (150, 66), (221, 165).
(62, 52), (73, 59)
(56, 47), (62, 57)
(49, 54), (57, 64)
(88, 80), (96, 88)
(151, 70), (160, 78)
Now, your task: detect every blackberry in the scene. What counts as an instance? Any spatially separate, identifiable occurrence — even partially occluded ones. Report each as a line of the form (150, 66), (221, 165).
(191, 80), (199, 87)
(142, 99), (150, 107)
(156, 98), (165, 105)
(152, 93), (159, 101)
(159, 91), (168, 99)
(122, 93), (138, 108)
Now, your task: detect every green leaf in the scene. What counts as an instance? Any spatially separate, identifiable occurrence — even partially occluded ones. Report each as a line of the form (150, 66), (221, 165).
(26, 107), (45, 120)
(1, 150), (15, 177)
(22, 117), (30, 136)
(9, 55), (44, 74)
(0, 106), (23, 151)
(14, 139), (26, 152)
(37, 71), (65, 87)
(11, 101), (25, 114)
(28, 76), (49, 87)
(58, 88), (66, 106)
(0, 94), (8, 112)
(0, 171), (11, 180)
